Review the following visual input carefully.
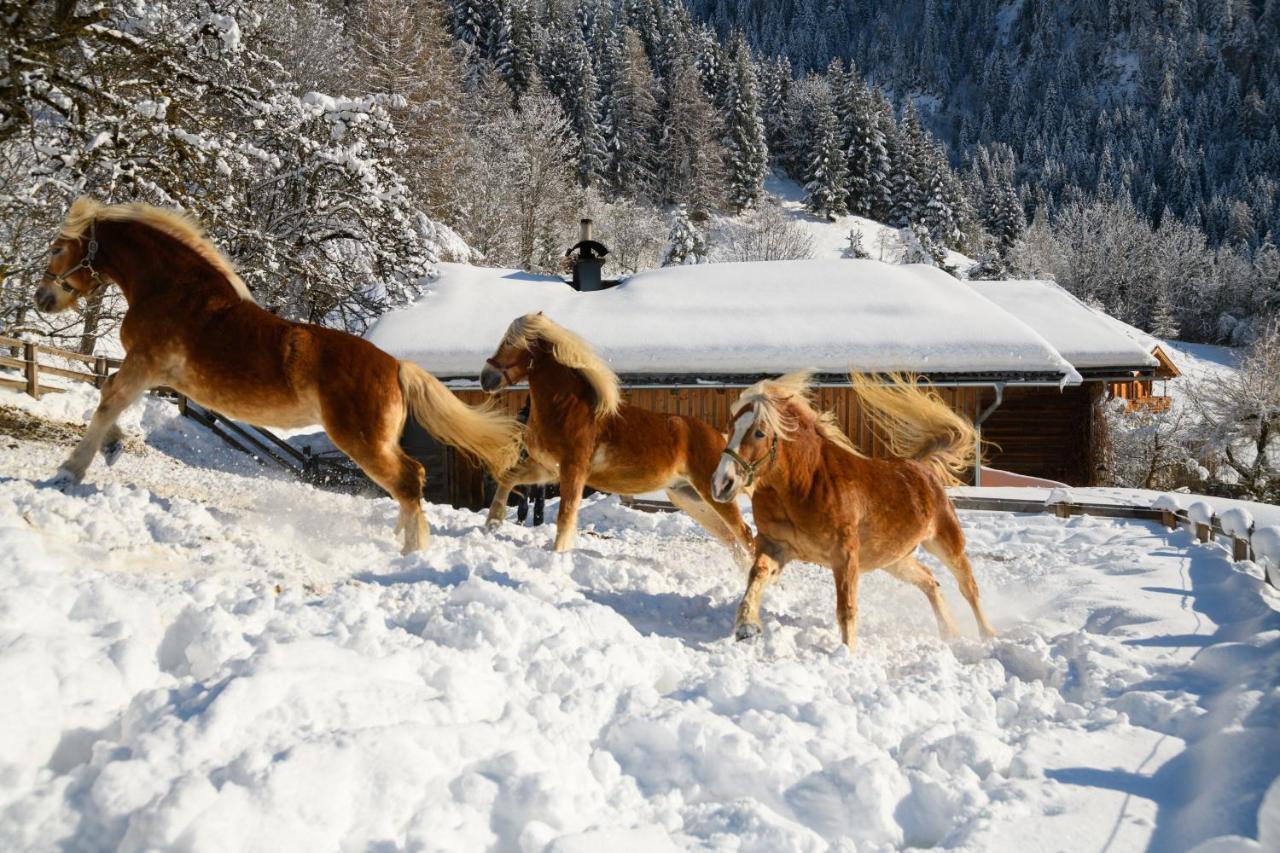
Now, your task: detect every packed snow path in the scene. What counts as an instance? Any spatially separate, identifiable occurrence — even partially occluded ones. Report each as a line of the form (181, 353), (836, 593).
(1, 394), (1278, 851)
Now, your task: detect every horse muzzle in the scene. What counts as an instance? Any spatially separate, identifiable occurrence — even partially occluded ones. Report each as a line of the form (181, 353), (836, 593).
(479, 363), (504, 393)
(711, 457), (739, 503)
(34, 284), (59, 313)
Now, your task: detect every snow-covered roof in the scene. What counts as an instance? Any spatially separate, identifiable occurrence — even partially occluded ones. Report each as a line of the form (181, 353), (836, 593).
(968, 280), (1159, 372)
(368, 260), (1080, 383)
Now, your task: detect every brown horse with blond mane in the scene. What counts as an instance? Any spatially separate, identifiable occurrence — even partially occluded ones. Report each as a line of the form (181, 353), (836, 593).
(34, 197), (521, 553)
(711, 371), (997, 650)
(480, 312), (754, 561)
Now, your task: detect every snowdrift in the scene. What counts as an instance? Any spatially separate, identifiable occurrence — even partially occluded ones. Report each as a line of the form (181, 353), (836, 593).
(1, 385), (1278, 851)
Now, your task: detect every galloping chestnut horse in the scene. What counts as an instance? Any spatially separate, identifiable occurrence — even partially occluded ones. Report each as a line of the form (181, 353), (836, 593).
(34, 197), (521, 553)
(480, 313), (754, 561)
(711, 371), (996, 650)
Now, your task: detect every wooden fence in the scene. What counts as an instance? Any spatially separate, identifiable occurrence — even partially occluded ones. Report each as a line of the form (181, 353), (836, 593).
(0, 335), (122, 397)
(624, 492), (1280, 590)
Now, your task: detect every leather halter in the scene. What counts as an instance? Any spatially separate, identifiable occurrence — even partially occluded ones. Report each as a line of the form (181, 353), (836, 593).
(720, 435), (778, 488)
(484, 356), (521, 386)
(45, 218), (106, 295)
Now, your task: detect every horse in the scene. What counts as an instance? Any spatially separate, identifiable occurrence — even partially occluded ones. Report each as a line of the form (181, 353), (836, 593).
(34, 196), (522, 554)
(479, 312), (754, 561)
(711, 371), (997, 650)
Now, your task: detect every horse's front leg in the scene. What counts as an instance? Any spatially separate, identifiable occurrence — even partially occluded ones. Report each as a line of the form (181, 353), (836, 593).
(59, 358), (152, 482)
(835, 553), (862, 651)
(552, 455), (590, 552)
(733, 544), (783, 641)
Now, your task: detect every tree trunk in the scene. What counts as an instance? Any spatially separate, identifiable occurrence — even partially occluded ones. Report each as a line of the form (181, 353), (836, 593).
(77, 290), (104, 355)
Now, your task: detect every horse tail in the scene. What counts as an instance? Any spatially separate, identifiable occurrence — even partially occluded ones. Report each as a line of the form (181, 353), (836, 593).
(398, 361), (523, 476)
(847, 372), (978, 485)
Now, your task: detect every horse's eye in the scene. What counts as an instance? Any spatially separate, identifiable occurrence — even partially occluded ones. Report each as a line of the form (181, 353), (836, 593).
(49, 246), (63, 257)
(754, 429), (765, 439)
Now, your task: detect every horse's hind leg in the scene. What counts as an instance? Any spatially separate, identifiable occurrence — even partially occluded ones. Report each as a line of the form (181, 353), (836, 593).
(687, 482), (755, 567)
(60, 358), (151, 482)
(883, 555), (960, 640)
(923, 512), (996, 638)
(341, 440), (428, 554)
(665, 485), (751, 567)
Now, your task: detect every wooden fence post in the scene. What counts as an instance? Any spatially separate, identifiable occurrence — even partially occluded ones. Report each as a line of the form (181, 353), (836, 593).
(1232, 537), (1251, 561)
(94, 355), (108, 388)
(1195, 522), (1213, 544)
(1161, 509), (1177, 530)
(23, 341), (39, 399)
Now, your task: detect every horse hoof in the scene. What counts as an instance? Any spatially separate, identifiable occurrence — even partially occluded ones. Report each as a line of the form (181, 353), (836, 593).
(734, 622), (762, 642)
(102, 441), (124, 466)
(484, 517), (503, 532)
(53, 465), (84, 486)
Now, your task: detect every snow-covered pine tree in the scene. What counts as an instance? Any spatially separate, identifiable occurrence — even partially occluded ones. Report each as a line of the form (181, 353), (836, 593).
(598, 28), (661, 201)
(843, 228), (869, 259)
(1151, 284), (1181, 339)
(804, 93), (848, 220)
(722, 35), (769, 212)
(659, 55), (725, 217)
(919, 144), (957, 244)
(556, 36), (608, 187)
(867, 91), (898, 222)
(840, 82), (889, 218)
(759, 56), (792, 155)
(991, 181), (1026, 257)
(900, 223), (952, 274)
(886, 124), (919, 227)
(662, 205), (707, 265)
(350, 0), (468, 221)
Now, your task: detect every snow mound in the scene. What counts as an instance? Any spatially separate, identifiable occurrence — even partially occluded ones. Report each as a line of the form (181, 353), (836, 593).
(1253, 526), (1280, 567)
(1220, 508), (1254, 539)
(1188, 500), (1216, 526)
(1, 387), (1278, 850)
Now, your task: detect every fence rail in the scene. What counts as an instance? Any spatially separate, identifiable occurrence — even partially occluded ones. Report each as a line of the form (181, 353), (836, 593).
(0, 335), (122, 398)
(624, 492), (1280, 590)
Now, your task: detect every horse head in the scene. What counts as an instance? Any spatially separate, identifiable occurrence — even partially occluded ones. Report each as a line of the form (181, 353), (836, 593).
(35, 212), (106, 314)
(713, 401), (780, 502)
(480, 314), (539, 392)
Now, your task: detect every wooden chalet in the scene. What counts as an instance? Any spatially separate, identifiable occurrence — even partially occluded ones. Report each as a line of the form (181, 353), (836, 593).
(968, 281), (1170, 483)
(368, 247), (1167, 509)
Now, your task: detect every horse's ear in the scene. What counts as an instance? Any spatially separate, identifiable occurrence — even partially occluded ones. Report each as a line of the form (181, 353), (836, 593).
(537, 310), (544, 316)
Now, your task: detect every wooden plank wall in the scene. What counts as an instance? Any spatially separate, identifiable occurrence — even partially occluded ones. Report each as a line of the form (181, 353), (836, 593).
(981, 385), (1092, 485)
(434, 385), (1001, 509)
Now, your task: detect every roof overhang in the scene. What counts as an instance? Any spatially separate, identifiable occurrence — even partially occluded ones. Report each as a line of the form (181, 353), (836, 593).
(1074, 366), (1159, 382)
(440, 370), (1079, 388)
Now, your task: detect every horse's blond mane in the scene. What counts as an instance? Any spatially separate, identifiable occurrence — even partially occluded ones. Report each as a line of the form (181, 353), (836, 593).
(732, 370), (864, 458)
(502, 313), (621, 418)
(60, 196), (255, 303)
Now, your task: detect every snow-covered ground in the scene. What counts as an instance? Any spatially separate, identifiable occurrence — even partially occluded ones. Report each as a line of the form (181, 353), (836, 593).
(2, 385), (1279, 851)
(715, 175), (978, 272)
